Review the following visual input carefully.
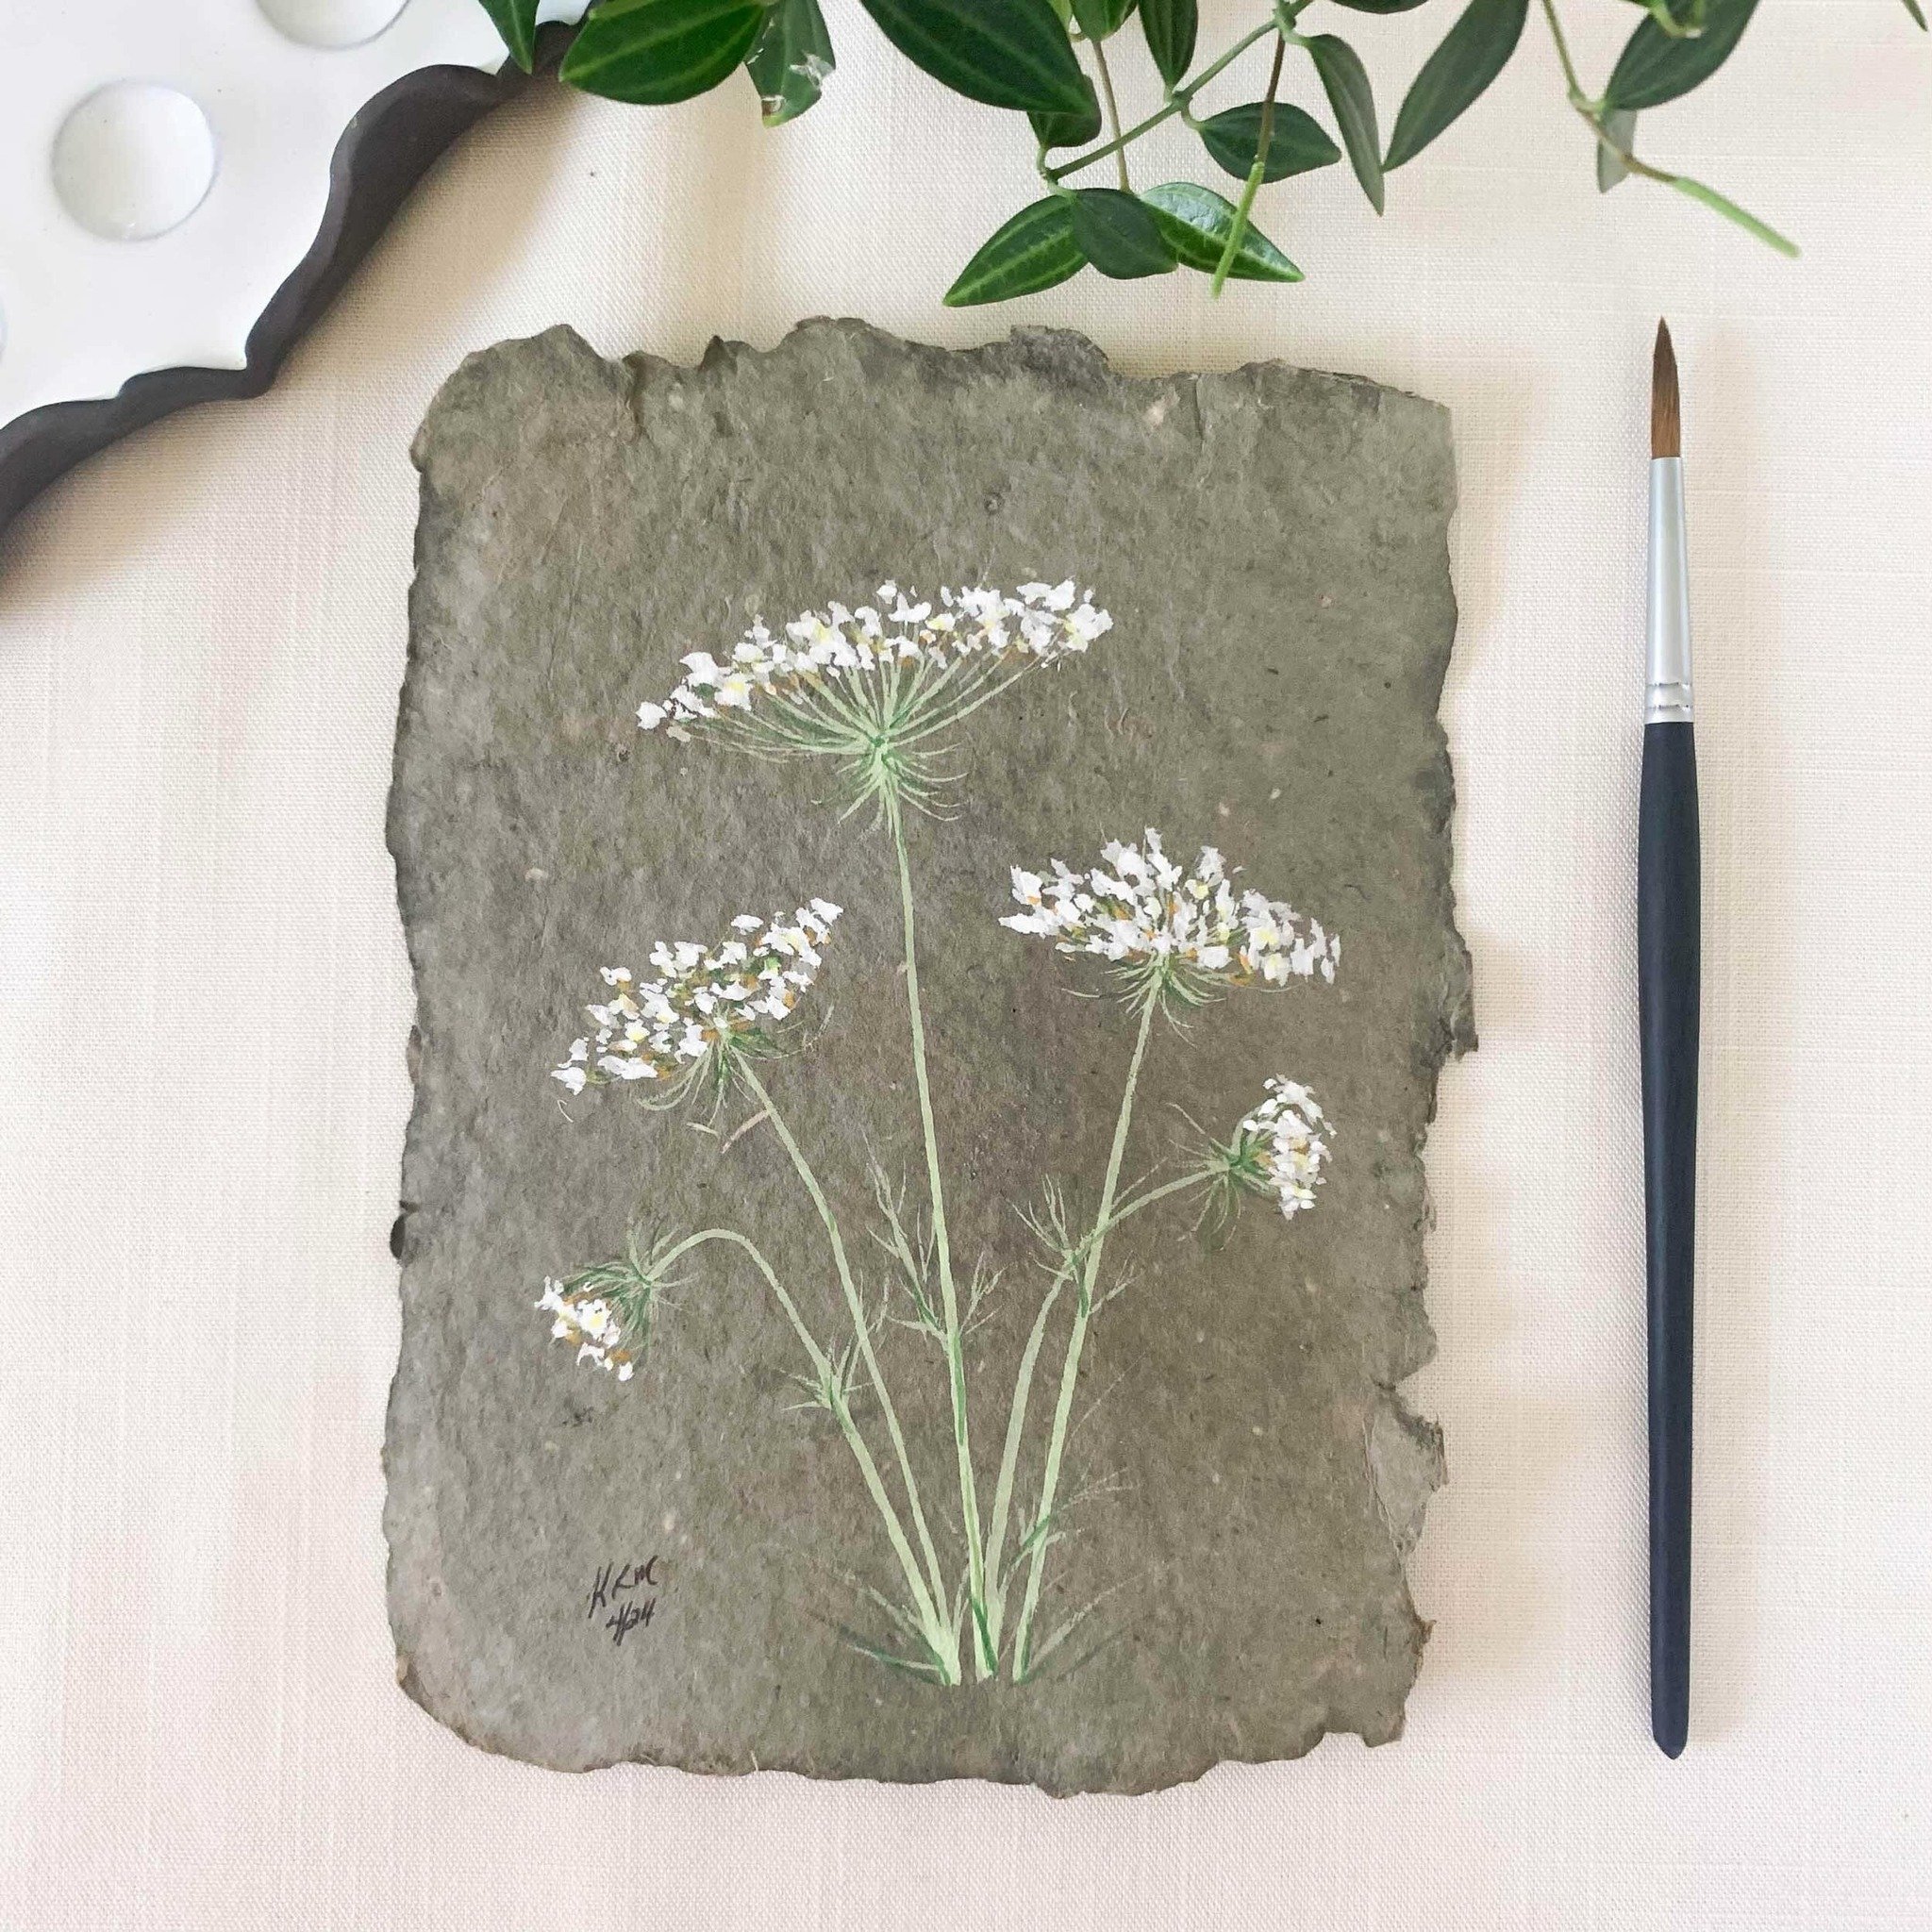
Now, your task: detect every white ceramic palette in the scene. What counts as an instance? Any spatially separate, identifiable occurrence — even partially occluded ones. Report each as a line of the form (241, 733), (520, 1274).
(0, 0), (588, 533)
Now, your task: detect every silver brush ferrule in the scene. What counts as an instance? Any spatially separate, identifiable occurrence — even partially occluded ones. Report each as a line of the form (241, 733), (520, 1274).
(1648, 455), (1693, 724)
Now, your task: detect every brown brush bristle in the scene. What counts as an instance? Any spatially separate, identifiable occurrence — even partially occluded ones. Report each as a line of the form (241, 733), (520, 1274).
(1652, 320), (1681, 459)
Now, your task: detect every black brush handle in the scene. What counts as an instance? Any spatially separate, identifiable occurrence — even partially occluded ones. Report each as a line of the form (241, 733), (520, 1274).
(1639, 718), (1700, 1757)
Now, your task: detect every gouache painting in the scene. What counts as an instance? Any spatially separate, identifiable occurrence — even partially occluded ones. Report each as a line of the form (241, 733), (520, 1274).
(385, 322), (1473, 1791)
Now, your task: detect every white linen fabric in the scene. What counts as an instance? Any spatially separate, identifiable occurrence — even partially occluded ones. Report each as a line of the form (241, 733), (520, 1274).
(2, 3), (1926, 1924)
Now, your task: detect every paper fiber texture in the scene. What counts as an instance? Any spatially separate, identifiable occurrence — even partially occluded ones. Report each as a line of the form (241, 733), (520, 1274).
(385, 320), (1473, 1793)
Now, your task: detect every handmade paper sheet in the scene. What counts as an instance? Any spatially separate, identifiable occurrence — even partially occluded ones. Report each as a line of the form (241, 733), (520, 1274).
(384, 321), (1473, 1793)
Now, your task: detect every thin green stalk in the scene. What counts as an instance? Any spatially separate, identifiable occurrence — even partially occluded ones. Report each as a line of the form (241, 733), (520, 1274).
(1089, 34), (1132, 192)
(668, 1226), (942, 1638)
(981, 1164), (1209, 1651)
(739, 1064), (953, 1632)
(1048, 20), (1277, 182)
(885, 796), (993, 1676)
(1210, 32), (1284, 296)
(1009, 994), (1159, 1678)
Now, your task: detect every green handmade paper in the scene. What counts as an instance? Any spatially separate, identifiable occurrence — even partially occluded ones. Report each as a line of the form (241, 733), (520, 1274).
(385, 321), (1474, 1792)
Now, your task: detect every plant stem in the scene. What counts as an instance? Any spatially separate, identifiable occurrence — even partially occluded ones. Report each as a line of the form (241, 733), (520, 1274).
(1210, 31), (1284, 295)
(885, 797), (993, 1677)
(1009, 994), (1159, 1679)
(1048, 19), (1277, 182)
(981, 1164), (1209, 1652)
(1537, 0), (1797, 256)
(739, 1063), (954, 1645)
(666, 1225), (942, 1641)
(1088, 34), (1133, 192)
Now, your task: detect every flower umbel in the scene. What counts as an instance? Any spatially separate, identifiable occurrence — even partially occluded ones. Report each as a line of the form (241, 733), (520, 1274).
(636, 581), (1111, 816)
(536, 1276), (639, 1380)
(552, 898), (841, 1103)
(1000, 828), (1340, 1011)
(1231, 1078), (1331, 1218)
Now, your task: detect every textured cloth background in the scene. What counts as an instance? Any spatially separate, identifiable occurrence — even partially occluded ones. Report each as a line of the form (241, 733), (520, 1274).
(2, 1), (1927, 1924)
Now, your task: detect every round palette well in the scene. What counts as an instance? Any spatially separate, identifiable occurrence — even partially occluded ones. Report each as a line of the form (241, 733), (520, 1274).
(0, 0), (588, 506)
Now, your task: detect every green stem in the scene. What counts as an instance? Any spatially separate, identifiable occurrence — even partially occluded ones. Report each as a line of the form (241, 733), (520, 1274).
(1089, 34), (1132, 192)
(979, 1167), (1206, 1653)
(656, 1226), (829, 1370)
(1009, 994), (1159, 1678)
(739, 1064), (954, 1641)
(1047, 20), (1277, 181)
(667, 1226), (942, 1641)
(1210, 31), (1284, 296)
(886, 797), (993, 1676)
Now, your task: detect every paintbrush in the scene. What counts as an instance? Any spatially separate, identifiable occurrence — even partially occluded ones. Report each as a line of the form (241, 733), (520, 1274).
(1641, 320), (1699, 1757)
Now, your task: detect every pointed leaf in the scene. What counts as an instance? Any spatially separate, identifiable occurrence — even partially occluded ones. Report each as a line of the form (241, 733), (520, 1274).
(1196, 102), (1341, 183)
(856, 0), (1092, 113)
(1305, 34), (1383, 213)
(1384, 0), (1527, 171)
(1140, 0), (1197, 85)
(561, 0), (768, 103)
(1142, 181), (1303, 281)
(1596, 106), (1637, 192)
(1070, 188), (1177, 278)
(944, 197), (1087, 306)
(1072, 0), (1138, 39)
(1906, 0), (1928, 28)
(745, 0), (836, 125)
(1031, 74), (1103, 149)
(479, 0), (540, 69)
(1604, 0), (1758, 111)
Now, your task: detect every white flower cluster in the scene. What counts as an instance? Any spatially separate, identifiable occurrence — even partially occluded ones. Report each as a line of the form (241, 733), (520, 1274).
(1000, 829), (1340, 987)
(535, 1278), (635, 1379)
(1236, 1079), (1331, 1219)
(636, 581), (1111, 732)
(552, 899), (841, 1094)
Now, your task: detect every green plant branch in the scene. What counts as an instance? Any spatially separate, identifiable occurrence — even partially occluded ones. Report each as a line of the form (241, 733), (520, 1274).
(1089, 34), (1133, 192)
(1540, 0), (1798, 255)
(738, 1062), (954, 1643)
(884, 793), (994, 1679)
(1046, 19), (1277, 182)
(1210, 30), (1285, 295)
(1009, 992), (1159, 1679)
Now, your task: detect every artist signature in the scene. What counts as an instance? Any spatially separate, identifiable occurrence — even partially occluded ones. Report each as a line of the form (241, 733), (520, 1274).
(587, 1556), (662, 1646)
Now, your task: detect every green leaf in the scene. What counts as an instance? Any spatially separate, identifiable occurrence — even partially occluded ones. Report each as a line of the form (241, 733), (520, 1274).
(1596, 106), (1637, 192)
(478, 0), (540, 70)
(943, 197), (1088, 305)
(745, 0), (836, 125)
(1071, 0), (1137, 40)
(1140, 0), (1197, 86)
(1906, 0), (1928, 28)
(1196, 102), (1341, 183)
(1604, 0), (1758, 111)
(1142, 182), (1303, 281)
(856, 0), (1092, 113)
(1070, 188), (1177, 278)
(1305, 35), (1383, 213)
(1384, 0), (1527, 171)
(1670, 174), (1797, 257)
(1031, 75), (1103, 150)
(561, 0), (768, 103)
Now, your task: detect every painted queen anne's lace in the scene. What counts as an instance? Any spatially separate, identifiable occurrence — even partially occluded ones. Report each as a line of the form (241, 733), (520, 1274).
(551, 899), (841, 1094)
(635, 580), (1111, 733)
(535, 1278), (635, 1379)
(1234, 1079), (1331, 1218)
(1000, 828), (1339, 991)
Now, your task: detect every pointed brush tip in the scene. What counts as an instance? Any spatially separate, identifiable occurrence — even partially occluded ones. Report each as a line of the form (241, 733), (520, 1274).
(1651, 320), (1681, 459)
